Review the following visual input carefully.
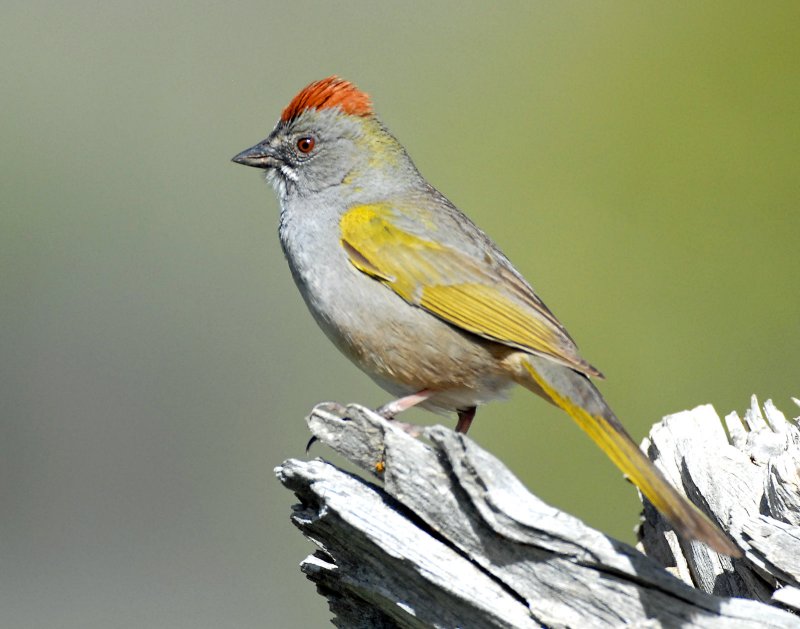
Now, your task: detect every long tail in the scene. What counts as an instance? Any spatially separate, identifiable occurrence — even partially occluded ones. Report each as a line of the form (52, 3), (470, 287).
(519, 356), (740, 557)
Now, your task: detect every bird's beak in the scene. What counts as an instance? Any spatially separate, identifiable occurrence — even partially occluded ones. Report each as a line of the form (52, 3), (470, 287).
(231, 141), (279, 169)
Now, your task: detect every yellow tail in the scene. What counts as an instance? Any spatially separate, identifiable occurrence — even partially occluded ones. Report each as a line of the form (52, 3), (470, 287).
(520, 359), (740, 557)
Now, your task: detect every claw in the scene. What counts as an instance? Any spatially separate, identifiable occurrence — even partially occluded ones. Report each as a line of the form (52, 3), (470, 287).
(305, 435), (318, 453)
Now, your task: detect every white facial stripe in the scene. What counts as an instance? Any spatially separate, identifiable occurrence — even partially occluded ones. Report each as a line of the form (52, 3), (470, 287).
(280, 165), (298, 182)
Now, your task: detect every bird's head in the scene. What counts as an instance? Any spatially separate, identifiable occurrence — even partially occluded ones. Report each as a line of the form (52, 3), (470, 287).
(233, 77), (412, 200)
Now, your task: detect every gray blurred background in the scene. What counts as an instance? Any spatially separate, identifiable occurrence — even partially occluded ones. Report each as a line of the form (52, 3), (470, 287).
(2, 2), (798, 627)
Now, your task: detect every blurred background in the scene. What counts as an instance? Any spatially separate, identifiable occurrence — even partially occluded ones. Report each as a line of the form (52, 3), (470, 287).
(2, 2), (798, 627)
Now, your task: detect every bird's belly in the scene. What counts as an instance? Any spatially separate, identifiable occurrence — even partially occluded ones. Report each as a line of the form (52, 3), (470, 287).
(289, 250), (516, 411)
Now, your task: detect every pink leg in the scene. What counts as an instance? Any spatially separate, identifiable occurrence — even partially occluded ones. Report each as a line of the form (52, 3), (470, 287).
(455, 407), (476, 434)
(376, 389), (435, 419)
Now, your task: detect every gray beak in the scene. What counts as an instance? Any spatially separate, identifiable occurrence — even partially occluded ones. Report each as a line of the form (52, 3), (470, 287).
(232, 141), (279, 169)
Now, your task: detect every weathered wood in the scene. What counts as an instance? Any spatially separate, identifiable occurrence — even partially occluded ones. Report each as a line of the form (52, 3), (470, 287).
(640, 396), (800, 611)
(275, 398), (800, 627)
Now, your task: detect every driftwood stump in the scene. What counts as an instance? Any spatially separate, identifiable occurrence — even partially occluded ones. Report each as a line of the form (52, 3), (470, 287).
(275, 397), (800, 628)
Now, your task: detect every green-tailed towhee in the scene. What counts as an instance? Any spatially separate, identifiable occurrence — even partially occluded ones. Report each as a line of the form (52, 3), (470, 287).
(232, 76), (739, 556)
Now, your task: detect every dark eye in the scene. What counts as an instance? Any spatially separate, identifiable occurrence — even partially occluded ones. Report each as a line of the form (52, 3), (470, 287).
(296, 137), (315, 154)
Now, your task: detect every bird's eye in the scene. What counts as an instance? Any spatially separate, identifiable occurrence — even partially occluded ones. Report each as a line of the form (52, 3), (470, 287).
(296, 137), (315, 154)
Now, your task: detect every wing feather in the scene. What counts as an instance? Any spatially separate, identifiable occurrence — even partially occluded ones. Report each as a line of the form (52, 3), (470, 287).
(340, 203), (600, 376)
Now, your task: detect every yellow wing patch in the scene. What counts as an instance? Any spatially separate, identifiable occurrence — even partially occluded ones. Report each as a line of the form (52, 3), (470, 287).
(340, 203), (596, 374)
(421, 283), (558, 351)
(340, 203), (446, 299)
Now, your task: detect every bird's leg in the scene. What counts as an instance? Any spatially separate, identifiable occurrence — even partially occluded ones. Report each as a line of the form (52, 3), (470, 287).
(375, 389), (436, 437)
(455, 406), (476, 434)
(376, 389), (434, 419)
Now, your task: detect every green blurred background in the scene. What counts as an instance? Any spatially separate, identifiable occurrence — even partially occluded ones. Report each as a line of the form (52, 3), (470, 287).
(2, 2), (798, 627)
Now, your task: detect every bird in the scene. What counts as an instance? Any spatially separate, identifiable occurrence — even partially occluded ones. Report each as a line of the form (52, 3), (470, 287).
(232, 76), (740, 556)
